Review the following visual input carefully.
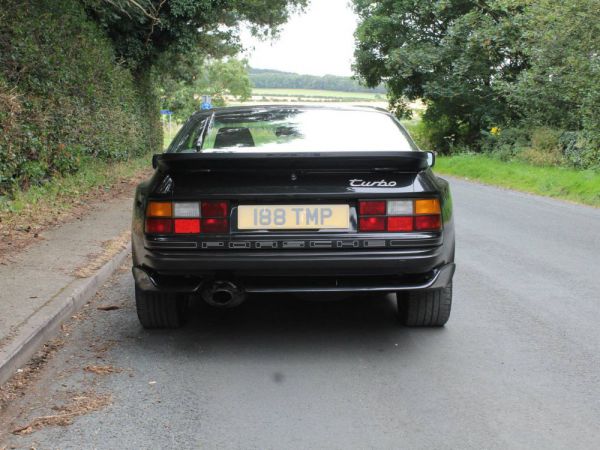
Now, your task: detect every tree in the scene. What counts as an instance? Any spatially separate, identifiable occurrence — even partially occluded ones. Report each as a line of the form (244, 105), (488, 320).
(501, 0), (600, 152)
(249, 68), (387, 93)
(352, 0), (600, 166)
(159, 58), (252, 119)
(352, 0), (528, 151)
(83, 0), (308, 71)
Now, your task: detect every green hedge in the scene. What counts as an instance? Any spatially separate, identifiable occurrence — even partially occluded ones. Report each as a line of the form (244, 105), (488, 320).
(0, 0), (161, 196)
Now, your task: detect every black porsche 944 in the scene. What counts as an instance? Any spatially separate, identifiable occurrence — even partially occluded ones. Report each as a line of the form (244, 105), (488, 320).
(132, 105), (456, 328)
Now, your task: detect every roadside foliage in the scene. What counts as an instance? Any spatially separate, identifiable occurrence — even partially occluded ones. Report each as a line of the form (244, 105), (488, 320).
(0, 0), (307, 198)
(0, 0), (161, 196)
(158, 58), (253, 120)
(353, 0), (600, 169)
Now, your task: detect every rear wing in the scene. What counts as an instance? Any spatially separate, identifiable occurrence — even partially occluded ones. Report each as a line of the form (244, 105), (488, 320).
(153, 151), (431, 173)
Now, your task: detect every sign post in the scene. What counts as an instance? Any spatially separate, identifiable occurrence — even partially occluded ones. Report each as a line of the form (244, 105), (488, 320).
(200, 95), (212, 110)
(160, 109), (173, 141)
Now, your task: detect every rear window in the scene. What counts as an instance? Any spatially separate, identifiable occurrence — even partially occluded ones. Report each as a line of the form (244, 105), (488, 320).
(169, 108), (415, 153)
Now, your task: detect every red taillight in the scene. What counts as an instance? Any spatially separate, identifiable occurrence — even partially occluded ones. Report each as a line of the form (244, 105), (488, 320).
(359, 201), (386, 216)
(145, 218), (173, 234)
(359, 216), (386, 232)
(387, 216), (414, 232)
(202, 218), (228, 233)
(145, 200), (231, 235)
(415, 215), (442, 231)
(358, 199), (442, 233)
(174, 219), (201, 234)
(202, 201), (228, 218)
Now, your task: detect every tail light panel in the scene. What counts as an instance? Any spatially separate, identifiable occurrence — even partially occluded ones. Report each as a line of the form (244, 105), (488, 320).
(358, 199), (442, 232)
(358, 216), (386, 232)
(359, 201), (386, 216)
(146, 199), (440, 235)
(145, 218), (173, 234)
(201, 201), (229, 218)
(146, 201), (230, 234)
(173, 218), (201, 234)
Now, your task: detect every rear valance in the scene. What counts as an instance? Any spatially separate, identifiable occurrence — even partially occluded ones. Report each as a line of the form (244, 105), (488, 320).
(154, 151), (430, 173)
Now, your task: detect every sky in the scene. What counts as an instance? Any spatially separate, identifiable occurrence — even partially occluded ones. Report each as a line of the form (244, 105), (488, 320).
(240, 0), (358, 77)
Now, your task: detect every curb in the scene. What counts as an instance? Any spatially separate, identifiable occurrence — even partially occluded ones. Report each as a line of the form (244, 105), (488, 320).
(0, 243), (131, 386)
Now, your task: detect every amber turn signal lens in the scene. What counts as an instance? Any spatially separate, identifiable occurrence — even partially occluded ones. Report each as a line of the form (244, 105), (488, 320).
(415, 199), (441, 215)
(147, 201), (172, 217)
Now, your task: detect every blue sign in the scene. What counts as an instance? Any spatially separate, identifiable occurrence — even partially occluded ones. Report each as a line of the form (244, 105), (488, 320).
(200, 95), (212, 110)
(160, 109), (173, 115)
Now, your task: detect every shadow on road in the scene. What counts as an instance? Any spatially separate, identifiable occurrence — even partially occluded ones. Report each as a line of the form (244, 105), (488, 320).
(192, 293), (399, 333)
(124, 292), (445, 362)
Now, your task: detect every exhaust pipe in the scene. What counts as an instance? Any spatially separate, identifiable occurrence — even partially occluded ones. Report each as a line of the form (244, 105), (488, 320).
(201, 280), (246, 308)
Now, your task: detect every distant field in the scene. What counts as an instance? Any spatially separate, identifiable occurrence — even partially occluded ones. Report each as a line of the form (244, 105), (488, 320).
(252, 88), (383, 101)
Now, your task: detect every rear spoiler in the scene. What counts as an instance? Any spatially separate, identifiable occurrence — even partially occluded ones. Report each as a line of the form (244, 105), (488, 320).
(153, 151), (431, 172)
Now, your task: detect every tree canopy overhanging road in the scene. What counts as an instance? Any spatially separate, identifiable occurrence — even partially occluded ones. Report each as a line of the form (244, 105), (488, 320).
(2, 179), (599, 449)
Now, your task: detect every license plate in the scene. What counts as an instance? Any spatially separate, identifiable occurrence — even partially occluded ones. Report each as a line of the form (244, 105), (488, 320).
(238, 205), (350, 230)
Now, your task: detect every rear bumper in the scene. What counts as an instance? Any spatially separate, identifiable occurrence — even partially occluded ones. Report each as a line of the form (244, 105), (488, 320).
(133, 263), (455, 294)
(133, 247), (455, 294)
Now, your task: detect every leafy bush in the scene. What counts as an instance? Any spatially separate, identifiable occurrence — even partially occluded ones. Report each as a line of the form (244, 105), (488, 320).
(419, 113), (455, 154)
(480, 128), (529, 161)
(518, 128), (563, 167)
(0, 0), (161, 196)
(561, 132), (600, 170)
(479, 126), (600, 169)
(402, 117), (430, 150)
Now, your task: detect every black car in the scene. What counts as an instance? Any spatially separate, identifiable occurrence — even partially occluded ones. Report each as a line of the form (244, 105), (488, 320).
(132, 105), (455, 328)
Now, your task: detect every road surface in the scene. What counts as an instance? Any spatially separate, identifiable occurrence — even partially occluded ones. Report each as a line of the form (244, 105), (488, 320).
(2, 178), (599, 449)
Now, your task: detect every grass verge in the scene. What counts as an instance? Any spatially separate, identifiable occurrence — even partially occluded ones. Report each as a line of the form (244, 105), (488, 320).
(0, 154), (153, 258)
(436, 154), (600, 207)
(1, 155), (151, 215)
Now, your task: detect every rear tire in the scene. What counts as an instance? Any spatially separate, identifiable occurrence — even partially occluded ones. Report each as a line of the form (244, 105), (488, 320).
(397, 283), (452, 327)
(135, 285), (187, 329)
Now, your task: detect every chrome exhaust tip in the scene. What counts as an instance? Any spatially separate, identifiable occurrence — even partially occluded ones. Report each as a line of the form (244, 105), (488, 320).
(201, 280), (246, 308)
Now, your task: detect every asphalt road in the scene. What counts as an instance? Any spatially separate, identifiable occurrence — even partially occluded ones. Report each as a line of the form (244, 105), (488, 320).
(2, 178), (600, 449)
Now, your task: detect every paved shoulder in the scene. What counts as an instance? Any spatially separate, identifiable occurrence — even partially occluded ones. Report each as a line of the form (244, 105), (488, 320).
(0, 195), (133, 384)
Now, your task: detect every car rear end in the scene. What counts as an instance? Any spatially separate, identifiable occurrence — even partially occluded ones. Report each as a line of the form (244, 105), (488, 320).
(132, 106), (455, 328)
